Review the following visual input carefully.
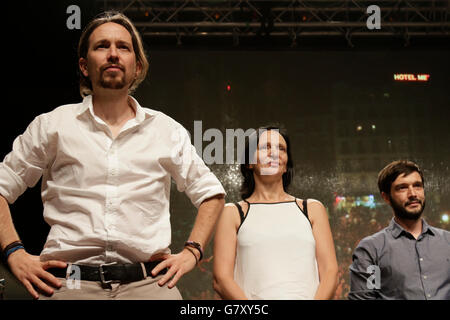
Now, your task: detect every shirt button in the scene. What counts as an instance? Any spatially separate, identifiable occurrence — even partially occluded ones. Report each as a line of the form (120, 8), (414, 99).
(419, 258), (423, 261)
(427, 294), (431, 298)
(423, 275), (427, 279)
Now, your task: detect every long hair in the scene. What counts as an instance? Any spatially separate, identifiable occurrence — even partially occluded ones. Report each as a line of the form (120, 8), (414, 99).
(240, 125), (294, 200)
(77, 11), (149, 97)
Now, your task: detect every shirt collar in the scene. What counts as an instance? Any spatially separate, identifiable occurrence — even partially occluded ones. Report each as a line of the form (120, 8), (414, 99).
(128, 96), (154, 123)
(421, 219), (435, 236)
(76, 95), (155, 124)
(76, 95), (93, 117)
(389, 217), (435, 239)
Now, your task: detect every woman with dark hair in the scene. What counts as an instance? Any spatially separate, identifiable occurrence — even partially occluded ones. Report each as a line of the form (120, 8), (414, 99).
(213, 126), (338, 299)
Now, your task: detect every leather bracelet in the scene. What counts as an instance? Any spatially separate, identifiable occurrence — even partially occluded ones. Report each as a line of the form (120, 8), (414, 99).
(184, 247), (198, 266)
(2, 240), (24, 262)
(184, 241), (203, 261)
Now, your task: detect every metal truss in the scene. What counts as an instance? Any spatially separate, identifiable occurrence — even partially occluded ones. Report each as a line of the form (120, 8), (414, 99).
(96, 0), (450, 46)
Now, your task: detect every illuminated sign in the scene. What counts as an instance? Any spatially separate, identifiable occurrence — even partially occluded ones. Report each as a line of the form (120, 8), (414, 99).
(334, 194), (377, 210)
(393, 73), (430, 82)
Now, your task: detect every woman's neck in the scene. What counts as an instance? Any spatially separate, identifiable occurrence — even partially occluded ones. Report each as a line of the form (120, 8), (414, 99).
(247, 178), (292, 203)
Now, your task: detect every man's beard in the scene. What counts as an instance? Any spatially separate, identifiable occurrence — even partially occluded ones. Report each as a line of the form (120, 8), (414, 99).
(390, 196), (426, 221)
(100, 72), (127, 90)
(98, 63), (130, 90)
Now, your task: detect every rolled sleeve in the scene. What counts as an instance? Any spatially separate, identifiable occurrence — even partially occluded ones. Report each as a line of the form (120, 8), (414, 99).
(168, 125), (226, 208)
(184, 170), (226, 208)
(0, 115), (49, 204)
(0, 163), (28, 203)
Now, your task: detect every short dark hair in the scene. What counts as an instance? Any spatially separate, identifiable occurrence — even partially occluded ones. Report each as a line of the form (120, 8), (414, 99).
(377, 160), (425, 195)
(240, 125), (294, 200)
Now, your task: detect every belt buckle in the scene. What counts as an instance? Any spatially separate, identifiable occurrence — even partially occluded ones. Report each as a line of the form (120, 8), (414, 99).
(99, 262), (117, 285)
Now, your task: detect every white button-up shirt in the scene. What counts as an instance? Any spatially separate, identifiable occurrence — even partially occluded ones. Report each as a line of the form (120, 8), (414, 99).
(0, 95), (225, 265)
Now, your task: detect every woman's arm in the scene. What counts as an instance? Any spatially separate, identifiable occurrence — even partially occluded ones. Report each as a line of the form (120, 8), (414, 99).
(213, 204), (248, 300)
(307, 200), (339, 300)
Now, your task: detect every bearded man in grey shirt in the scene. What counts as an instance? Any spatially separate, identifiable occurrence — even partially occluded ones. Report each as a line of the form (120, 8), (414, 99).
(349, 160), (450, 300)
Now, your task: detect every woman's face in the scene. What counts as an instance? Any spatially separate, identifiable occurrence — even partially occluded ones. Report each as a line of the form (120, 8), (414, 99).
(252, 130), (288, 177)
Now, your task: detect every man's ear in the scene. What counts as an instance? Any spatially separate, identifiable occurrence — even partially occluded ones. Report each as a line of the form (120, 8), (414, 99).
(381, 192), (391, 205)
(79, 58), (89, 77)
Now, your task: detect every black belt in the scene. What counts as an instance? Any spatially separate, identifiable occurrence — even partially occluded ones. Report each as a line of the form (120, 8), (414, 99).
(47, 261), (166, 285)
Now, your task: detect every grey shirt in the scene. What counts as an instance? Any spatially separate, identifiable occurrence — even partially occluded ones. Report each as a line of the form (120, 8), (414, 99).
(349, 218), (450, 300)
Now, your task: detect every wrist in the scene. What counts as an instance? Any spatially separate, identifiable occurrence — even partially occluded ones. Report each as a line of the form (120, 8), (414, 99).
(2, 240), (25, 263)
(184, 247), (199, 266)
(184, 240), (203, 261)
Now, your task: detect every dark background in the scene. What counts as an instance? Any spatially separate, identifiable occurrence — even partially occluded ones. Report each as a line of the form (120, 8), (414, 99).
(1, 0), (449, 300)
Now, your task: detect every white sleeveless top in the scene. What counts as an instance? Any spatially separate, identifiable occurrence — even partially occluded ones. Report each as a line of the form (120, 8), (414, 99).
(234, 200), (319, 300)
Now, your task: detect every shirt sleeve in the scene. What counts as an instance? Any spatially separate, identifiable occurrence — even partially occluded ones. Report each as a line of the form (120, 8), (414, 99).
(348, 238), (381, 300)
(167, 124), (226, 208)
(0, 114), (49, 204)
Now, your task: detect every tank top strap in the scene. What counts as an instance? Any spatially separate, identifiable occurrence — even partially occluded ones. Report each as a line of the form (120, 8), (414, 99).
(234, 202), (245, 223)
(302, 198), (308, 219)
(234, 201), (251, 233)
(295, 198), (312, 227)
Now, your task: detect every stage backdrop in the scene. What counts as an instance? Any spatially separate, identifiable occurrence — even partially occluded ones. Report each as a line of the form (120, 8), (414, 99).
(1, 1), (449, 300)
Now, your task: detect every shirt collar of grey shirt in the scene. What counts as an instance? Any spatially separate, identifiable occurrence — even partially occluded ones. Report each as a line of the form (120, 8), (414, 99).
(389, 217), (435, 239)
